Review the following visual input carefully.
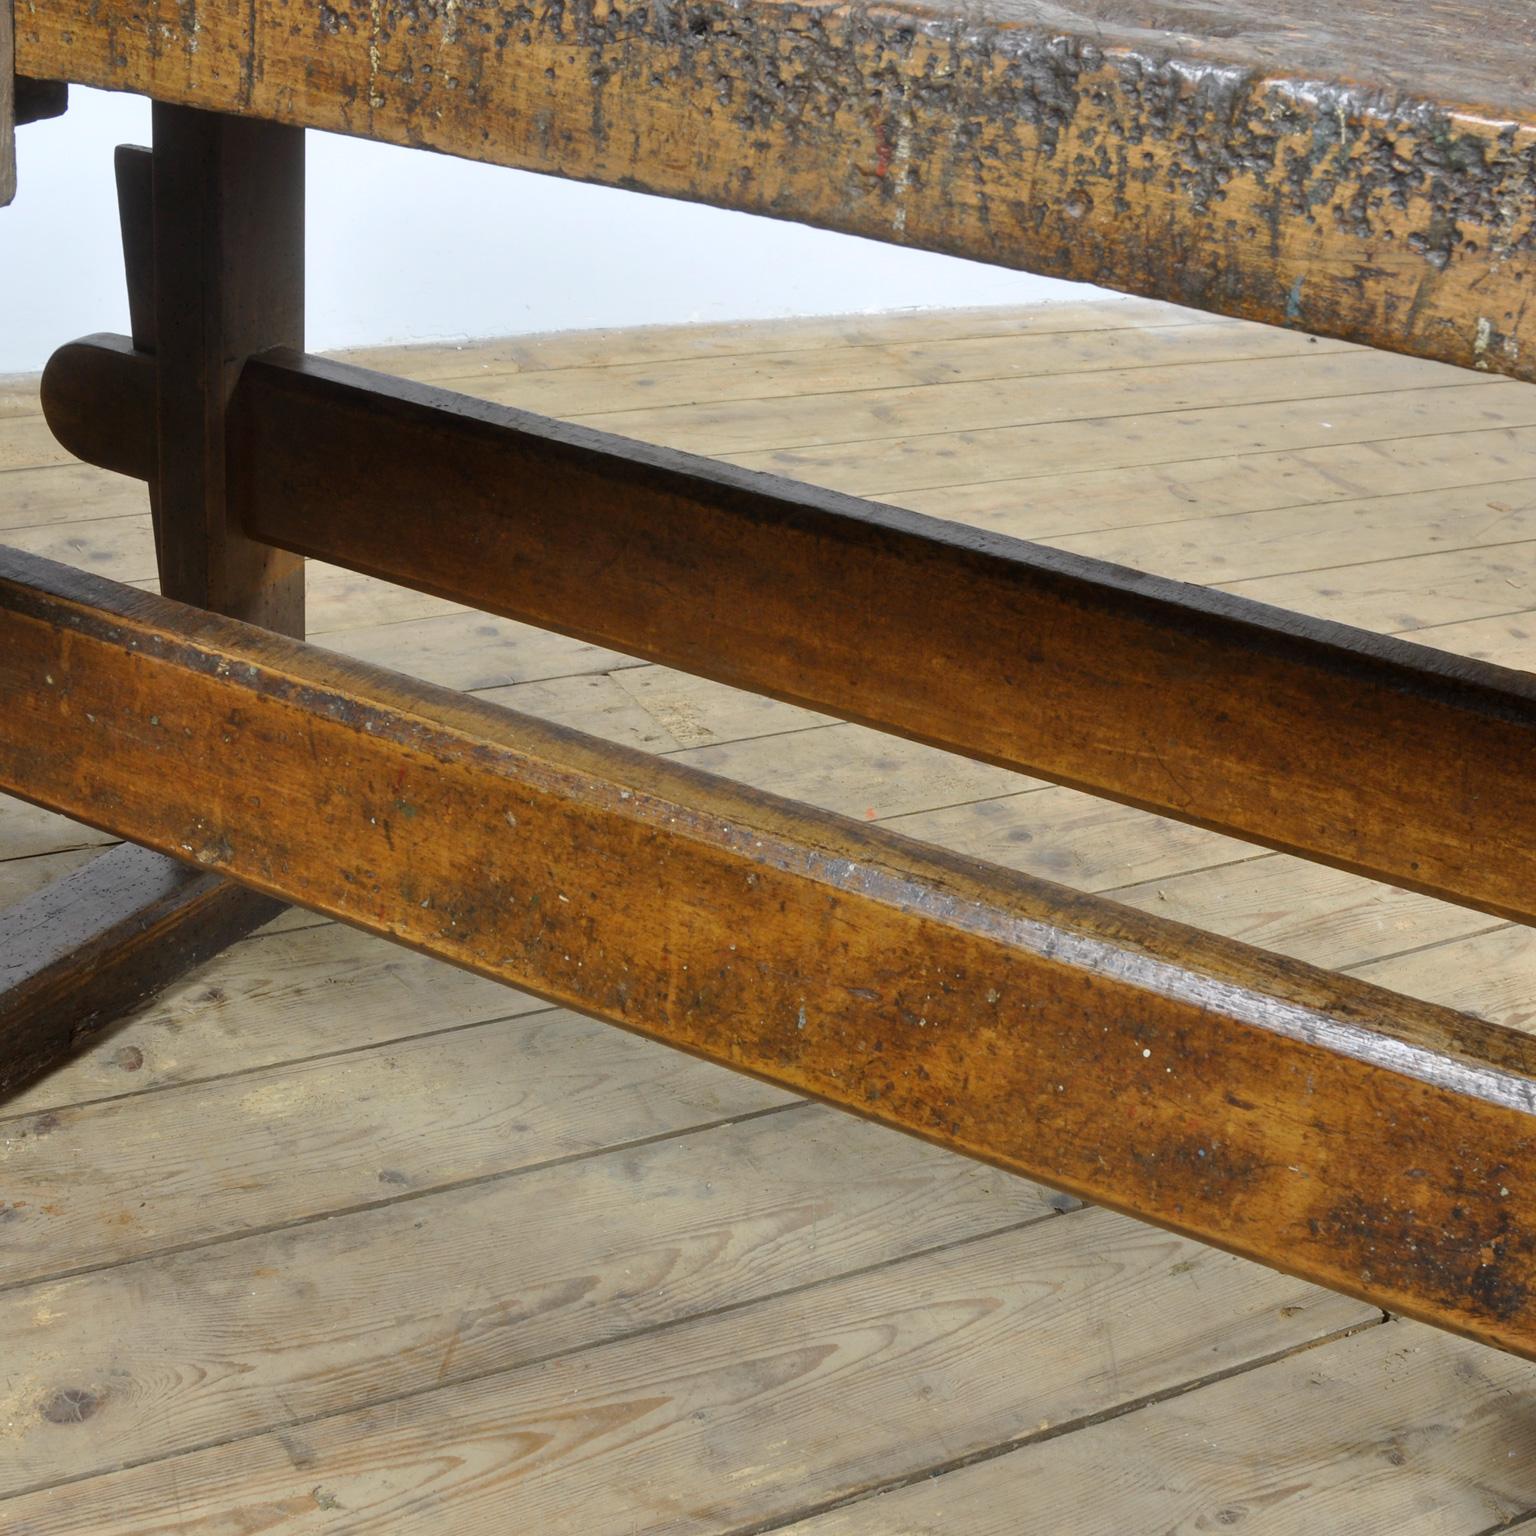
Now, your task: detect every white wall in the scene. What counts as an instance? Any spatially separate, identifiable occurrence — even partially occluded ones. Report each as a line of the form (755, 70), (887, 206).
(1, 86), (1115, 374)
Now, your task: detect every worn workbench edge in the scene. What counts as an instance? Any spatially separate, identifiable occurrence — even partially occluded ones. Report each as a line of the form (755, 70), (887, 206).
(16, 0), (1536, 378)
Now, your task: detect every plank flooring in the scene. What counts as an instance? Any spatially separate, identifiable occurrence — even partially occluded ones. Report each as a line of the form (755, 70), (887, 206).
(3, 297), (1536, 1532)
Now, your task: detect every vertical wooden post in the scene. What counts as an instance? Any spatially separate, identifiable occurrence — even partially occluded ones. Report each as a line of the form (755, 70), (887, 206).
(150, 104), (305, 632)
(114, 143), (162, 564)
(0, 110), (307, 1104)
(115, 144), (157, 354)
(2, 2), (17, 207)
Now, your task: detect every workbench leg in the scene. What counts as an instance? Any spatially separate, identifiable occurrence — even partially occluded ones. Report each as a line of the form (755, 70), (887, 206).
(0, 847), (282, 1098)
(0, 110), (305, 1100)
(149, 104), (305, 625)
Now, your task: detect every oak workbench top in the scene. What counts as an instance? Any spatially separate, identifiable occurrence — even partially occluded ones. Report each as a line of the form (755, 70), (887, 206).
(964, 0), (1536, 119)
(15, 0), (1536, 379)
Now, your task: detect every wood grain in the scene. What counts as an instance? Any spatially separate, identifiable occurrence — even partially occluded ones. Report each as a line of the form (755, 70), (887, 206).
(5, 312), (1536, 1524)
(4, 829), (1516, 1262)
(5, 547), (1536, 1353)
(1051, 480), (1536, 587)
(1222, 540), (1536, 633)
(149, 106), (305, 631)
(0, 688), (1505, 1121)
(0, 1209), (1371, 1533)
(0, 1006), (791, 1286)
(0, 1105), (1060, 1494)
(0, 846), (103, 909)
(0, 115), (308, 1107)
(785, 1318), (1536, 1534)
(46, 342), (1536, 920)
(15, 1), (1536, 376)
(470, 316), (1346, 420)
(329, 298), (1220, 382)
(211, 352), (1536, 921)
(572, 350), (1486, 458)
(732, 384), (1536, 497)
(4, 640), (1509, 1119)
(0, 794), (115, 863)
(895, 423), (1536, 535)
(2, 864), (1520, 1511)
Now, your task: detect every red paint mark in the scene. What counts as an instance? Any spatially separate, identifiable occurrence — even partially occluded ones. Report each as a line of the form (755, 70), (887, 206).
(874, 122), (893, 179)
(864, 807), (877, 820)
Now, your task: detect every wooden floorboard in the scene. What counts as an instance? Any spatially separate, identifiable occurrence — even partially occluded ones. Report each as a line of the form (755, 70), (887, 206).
(2, 296), (1535, 1531)
(734, 385), (1536, 498)
(471, 320), (1356, 420)
(570, 349), (1498, 458)
(781, 1320), (1536, 1534)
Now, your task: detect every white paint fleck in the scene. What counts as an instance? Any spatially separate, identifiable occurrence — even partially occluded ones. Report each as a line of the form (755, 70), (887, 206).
(1475, 316), (1494, 369)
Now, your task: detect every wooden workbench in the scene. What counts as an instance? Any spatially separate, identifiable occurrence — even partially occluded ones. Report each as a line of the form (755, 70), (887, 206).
(14, 0), (1536, 380)
(4, 0), (1536, 1448)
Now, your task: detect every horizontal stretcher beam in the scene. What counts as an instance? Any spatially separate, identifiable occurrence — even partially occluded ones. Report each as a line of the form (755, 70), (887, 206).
(3, 544), (1536, 1356)
(44, 335), (1536, 927)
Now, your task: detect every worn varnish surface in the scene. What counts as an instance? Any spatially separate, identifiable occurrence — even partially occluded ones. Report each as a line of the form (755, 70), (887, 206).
(16, 0), (1536, 378)
(980, 1), (1536, 117)
(5, 307), (1536, 1528)
(9, 544), (1536, 1354)
(47, 338), (1536, 926)
(0, 112), (306, 1101)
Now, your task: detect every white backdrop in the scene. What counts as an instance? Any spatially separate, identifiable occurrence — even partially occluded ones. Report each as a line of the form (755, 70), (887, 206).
(1, 87), (1116, 373)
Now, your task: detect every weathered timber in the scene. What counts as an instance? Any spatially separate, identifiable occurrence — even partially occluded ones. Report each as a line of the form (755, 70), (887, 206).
(42, 337), (1536, 926)
(150, 104), (305, 632)
(3, 543), (1536, 1357)
(1, 2), (14, 207)
(0, 843), (281, 1097)
(0, 113), (302, 1104)
(15, 0), (1536, 377)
